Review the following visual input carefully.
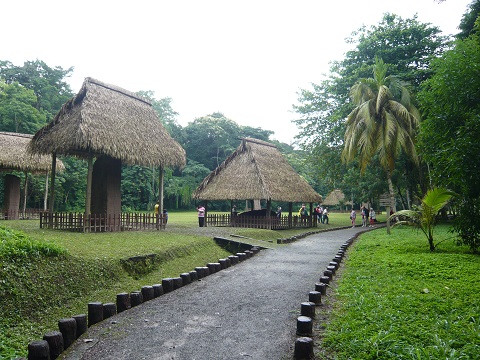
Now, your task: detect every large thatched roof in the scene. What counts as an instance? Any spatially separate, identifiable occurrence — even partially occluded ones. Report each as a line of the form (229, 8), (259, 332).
(322, 189), (352, 206)
(0, 131), (64, 173)
(193, 138), (322, 203)
(28, 77), (186, 168)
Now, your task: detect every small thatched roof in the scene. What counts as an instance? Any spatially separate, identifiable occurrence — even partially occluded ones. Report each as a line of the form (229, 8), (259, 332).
(322, 189), (352, 206)
(193, 138), (322, 203)
(28, 77), (186, 168)
(0, 131), (64, 173)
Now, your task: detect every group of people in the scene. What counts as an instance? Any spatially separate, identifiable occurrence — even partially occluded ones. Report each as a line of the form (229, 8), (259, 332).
(154, 202), (168, 224)
(312, 204), (329, 224)
(350, 205), (376, 227)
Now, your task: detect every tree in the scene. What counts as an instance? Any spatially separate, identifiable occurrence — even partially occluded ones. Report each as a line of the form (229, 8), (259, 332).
(388, 187), (456, 251)
(183, 113), (272, 171)
(457, 0), (480, 39)
(293, 14), (446, 207)
(0, 60), (73, 123)
(418, 21), (480, 252)
(342, 57), (420, 212)
(0, 80), (46, 133)
(136, 91), (185, 143)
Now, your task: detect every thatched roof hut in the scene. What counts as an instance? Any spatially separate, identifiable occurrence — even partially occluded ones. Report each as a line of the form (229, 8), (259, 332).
(28, 77), (185, 168)
(193, 138), (322, 203)
(0, 132), (64, 173)
(322, 189), (352, 207)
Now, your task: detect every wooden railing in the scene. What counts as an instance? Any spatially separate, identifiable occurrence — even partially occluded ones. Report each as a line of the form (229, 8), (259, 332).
(206, 214), (316, 230)
(39, 212), (167, 232)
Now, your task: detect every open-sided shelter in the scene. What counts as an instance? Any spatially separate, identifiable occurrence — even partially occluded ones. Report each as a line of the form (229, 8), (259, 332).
(322, 189), (352, 210)
(0, 131), (64, 219)
(28, 77), (186, 231)
(193, 137), (322, 229)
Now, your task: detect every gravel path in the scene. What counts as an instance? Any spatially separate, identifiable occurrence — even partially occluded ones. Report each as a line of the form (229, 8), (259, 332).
(59, 227), (368, 360)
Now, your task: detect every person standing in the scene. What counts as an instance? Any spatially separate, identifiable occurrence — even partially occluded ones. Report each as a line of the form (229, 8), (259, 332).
(364, 206), (370, 227)
(298, 203), (308, 224)
(276, 206), (282, 218)
(369, 208), (376, 227)
(197, 205), (205, 227)
(323, 207), (329, 224)
(154, 201), (160, 215)
(350, 208), (357, 227)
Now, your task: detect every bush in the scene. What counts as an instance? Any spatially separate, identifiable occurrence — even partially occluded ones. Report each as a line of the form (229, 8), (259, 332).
(0, 225), (66, 259)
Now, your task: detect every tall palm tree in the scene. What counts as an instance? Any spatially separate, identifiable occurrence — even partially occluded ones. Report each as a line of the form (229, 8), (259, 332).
(342, 57), (420, 211)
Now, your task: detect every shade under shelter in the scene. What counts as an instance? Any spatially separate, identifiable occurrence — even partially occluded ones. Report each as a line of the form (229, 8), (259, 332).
(0, 131), (64, 219)
(28, 77), (186, 230)
(193, 138), (322, 229)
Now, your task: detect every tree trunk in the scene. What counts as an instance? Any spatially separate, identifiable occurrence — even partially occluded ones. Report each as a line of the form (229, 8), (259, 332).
(387, 171), (397, 212)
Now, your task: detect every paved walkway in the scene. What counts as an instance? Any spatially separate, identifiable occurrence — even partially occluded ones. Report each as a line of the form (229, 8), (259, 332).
(60, 227), (369, 360)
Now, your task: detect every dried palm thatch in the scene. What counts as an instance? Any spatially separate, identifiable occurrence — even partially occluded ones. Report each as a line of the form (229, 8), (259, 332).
(0, 131), (64, 173)
(193, 138), (322, 203)
(28, 77), (186, 168)
(322, 189), (352, 206)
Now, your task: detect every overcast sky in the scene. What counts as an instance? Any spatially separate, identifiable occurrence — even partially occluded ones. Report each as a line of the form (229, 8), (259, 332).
(3, 0), (472, 144)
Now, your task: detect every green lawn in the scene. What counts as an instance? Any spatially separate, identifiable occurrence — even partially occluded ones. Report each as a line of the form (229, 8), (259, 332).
(317, 225), (479, 359)
(0, 210), (384, 359)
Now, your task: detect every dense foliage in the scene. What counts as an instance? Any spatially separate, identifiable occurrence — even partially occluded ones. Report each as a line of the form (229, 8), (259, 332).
(293, 13), (447, 209)
(418, 12), (480, 252)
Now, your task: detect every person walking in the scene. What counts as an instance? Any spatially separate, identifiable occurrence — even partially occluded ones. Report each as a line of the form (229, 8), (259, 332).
(196, 205), (205, 227)
(350, 208), (357, 227)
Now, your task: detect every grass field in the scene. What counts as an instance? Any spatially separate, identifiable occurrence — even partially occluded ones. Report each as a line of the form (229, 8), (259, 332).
(317, 225), (480, 359)
(0, 211), (356, 359)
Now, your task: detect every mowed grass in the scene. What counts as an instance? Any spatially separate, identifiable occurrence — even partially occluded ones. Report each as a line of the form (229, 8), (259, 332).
(318, 225), (480, 359)
(0, 210), (378, 358)
(0, 210), (355, 359)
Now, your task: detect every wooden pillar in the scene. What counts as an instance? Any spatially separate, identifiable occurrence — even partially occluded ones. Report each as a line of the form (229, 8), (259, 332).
(266, 199), (272, 229)
(158, 165), (164, 214)
(85, 154), (93, 216)
(309, 202), (313, 227)
(204, 200), (208, 227)
(49, 152), (56, 214)
(288, 202), (293, 228)
(44, 170), (49, 211)
(22, 172), (28, 218)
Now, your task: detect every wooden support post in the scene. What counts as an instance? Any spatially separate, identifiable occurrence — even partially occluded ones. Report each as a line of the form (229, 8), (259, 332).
(58, 318), (77, 348)
(85, 154), (93, 216)
(294, 337), (314, 359)
(72, 314), (87, 338)
(116, 293), (130, 313)
(158, 165), (164, 214)
(87, 302), (103, 327)
(43, 331), (64, 359)
(48, 153), (57, 229)
(266, 199), (272, 229)
(28, 340), (50, 360)
(288, 202), (293, 228)
(23, 172), (28, 218)
(44, 170), (49, 211)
